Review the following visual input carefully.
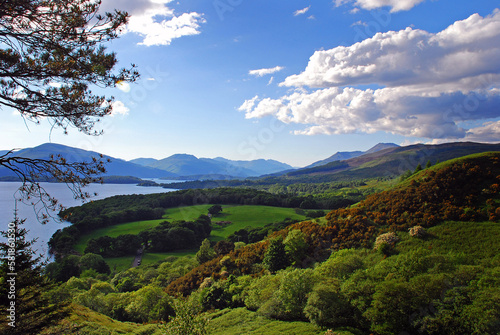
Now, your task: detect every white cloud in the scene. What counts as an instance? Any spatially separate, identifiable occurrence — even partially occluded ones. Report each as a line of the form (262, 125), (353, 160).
(294, 6), (311, 16)
(110, 101), (130, 116)
(350, 20), (367, 27)
(465, 120), (500, 142)
(249, 66), (285, 77)
(240, 11), (500, 142)
(335, 0), (426, 12)
(101, 0), (205, 46)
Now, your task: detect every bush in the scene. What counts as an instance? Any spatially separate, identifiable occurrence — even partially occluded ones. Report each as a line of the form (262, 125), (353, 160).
(409, 225), (427, 238)
(304, 281), (354, 328)
(374, 232), (399, 251)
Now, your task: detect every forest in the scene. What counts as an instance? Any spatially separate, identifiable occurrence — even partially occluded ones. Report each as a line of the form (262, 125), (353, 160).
(2, 152), (498, 334)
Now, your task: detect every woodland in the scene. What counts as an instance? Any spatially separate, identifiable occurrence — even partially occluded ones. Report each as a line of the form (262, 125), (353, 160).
(2, 152), (499, 334)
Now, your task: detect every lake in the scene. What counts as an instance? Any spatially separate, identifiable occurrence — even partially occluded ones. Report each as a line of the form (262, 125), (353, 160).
(0, 181), (176, 257)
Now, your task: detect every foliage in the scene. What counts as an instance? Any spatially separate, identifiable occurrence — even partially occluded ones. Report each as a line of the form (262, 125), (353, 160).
(263, 238), (290, 273)
(0, 0), (138, 220)
(85, 234), (142, 257)
(206, 307), (324, 335)
(409, 225), (427, 238)
(283, 229), (308, 266)
(35, 153), (500, 333)
(79, 253), (110, 275)
(208, 205), (223, 216)
(0, 218), (68, 334)
(197, 239), (216, 264)
(163, 295), (210, 335)
(304, 281), (355, 328)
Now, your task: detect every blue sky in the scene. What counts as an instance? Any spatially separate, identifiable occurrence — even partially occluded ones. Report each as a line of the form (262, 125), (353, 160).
(2, 0), (500, 167)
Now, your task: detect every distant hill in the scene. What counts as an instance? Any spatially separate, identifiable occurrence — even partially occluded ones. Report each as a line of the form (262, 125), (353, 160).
(306, 142), (399, 168)
(286, 142), (500, 181)
(0, 143), (176, 180)
(130, 154), (293, 178)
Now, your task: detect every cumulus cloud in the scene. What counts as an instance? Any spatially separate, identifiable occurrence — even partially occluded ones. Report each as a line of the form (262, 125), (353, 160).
(110, 101), (130, 116)
(240, 10), (500, 142)
(101, 0), (205, 46)
(335, 0), (426, 12)
(465, 120), (500, 142)
(294, 6), (311, 16)
(249, 66), (285, 77)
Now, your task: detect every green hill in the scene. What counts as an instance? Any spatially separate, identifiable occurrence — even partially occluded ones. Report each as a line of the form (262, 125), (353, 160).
(32, 152), (500, 335)
(284, 141), (500, 181)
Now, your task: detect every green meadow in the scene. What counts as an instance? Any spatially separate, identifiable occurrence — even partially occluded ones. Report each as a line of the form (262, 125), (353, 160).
(74, 204), (308, 262)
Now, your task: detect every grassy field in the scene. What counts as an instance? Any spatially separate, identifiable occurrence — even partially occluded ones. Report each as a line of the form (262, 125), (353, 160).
(207, 308), (341, 335)
(73, 218), (166, 253)
(140, 249), (198, 266)
(74, 204), (307, 257)
(209, 205), (307, 241)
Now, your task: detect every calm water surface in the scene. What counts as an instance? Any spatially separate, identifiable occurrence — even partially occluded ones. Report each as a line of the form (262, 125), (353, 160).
(0, 181), (174, 257)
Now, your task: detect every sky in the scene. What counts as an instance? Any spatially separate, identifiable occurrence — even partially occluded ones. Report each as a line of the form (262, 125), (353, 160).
(1, 0), (500, 167)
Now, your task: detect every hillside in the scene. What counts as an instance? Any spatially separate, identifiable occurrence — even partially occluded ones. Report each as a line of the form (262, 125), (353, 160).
(282, 141), (500, 181)
(0, 143), (176, 179)
(166, 152), (500, 293)
(305, 142), (399, 168)
(33, 152), (500, 335)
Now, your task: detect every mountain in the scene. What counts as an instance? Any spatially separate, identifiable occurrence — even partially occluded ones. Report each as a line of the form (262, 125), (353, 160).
(212, 157), (293, 176)
(306, 142), (399, 168)
(285, 142), (500, 181)
(0, 143), (176, 179)
(129, 158), (159, 167)
(131, 154), (293, 178)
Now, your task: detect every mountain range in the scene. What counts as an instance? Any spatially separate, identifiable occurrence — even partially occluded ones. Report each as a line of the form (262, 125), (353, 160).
(304, 143), (400, 168)
(0, 143), (293, 180)
(283, 141), (500, 181)
(0, 143), (174, 179)
(2, 142), (499, 183)
(129, 155), (292, 178)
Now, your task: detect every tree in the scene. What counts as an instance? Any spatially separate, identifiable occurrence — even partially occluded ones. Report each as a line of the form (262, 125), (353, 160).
(284, 229), (307, 266)
(208, 205), (222, 216)
(214, 240), (234, 256)
(0, 0), (139, 220)
(196, 238), (215, 265)
(414, 163), (423, 174)
(0, 217), (68, 334)
(263, 237), (290, 273)
(163, 296), (209, 335)
(78, 253), (110, 274)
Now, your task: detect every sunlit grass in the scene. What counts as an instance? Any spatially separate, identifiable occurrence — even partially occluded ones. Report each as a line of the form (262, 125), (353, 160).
(207, 308), (326, 335)
(75, 205), (307, 253)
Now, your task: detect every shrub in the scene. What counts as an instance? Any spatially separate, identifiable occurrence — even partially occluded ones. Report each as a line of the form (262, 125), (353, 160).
(374, 232), (399, 250)
(409, 225), (427, 238)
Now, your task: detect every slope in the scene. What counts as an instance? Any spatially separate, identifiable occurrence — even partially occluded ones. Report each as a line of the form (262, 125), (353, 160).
(167, 151), (500, 295)
(0, 143), (176, 179)
(283, 141), (500, 181)
(305, 142), (399, 168)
